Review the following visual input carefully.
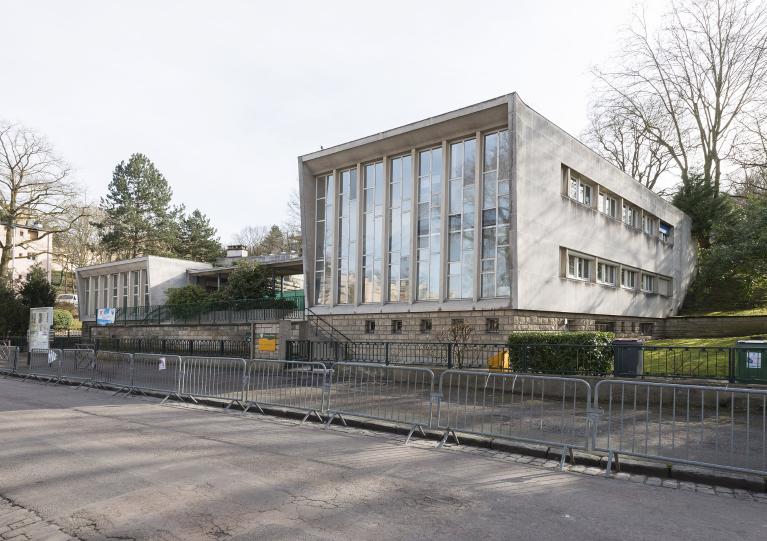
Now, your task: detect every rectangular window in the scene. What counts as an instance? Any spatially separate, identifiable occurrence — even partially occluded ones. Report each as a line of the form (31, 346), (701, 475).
(642, 213), (655, 236)
(621, 268), (636, 289)
(485, 318), (500, 333)
(565, 168), (593, 206)
(659, 221), (673, 243)
(314, 174), (334, 304)
(447, 137), (476, 300)
(142, 269), (149, 306)
(623, 203), (639, 229)
(416, 147), (442, 301)
(364, 320), (375, 334)
(641, 273), (655, 293)
(597, 262), (617, 285)
(111, 273), (118, 309)
(337, 168), (358, 304)
(121, 272), (129, 308)
(640, 322), (654, 335)
(387, 155), (412, 302)
(362, 162), (384, 303)
(480, 129), (511, 298)
(598, 191), (618, 219)
(419, 319), (432, 334)
(391, 320), (403, 334)
(567, 255), (591, 280)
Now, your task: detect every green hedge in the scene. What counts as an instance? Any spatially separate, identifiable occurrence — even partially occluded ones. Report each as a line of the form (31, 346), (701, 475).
(507, 331), (615, 375)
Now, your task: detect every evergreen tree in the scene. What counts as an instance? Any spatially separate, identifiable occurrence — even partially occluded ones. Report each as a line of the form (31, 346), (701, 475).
(98, 153), (181, 258)
(176, 209), (222, 262)
(18, 265), (56, 308)
(258, 225), (287, 255)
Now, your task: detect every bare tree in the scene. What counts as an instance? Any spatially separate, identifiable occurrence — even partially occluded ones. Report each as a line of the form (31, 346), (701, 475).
(0, 122), (84, 280)
(283, 188), (302, 254)
(231, 225), (269, 255)
(583, 98), (674, 190)
(53, 201), (108, 286)
(593, 0), (767, 195)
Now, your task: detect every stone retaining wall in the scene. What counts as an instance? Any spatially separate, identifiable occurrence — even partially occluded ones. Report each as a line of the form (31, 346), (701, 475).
(657, 316), (767, 338)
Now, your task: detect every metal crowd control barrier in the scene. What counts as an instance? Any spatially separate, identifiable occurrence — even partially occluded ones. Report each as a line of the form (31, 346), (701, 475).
(93, 351), (133, 392)
(131, 353), (183, 400)
(242, 360), (328, 423)
(0, 345), (18, 374)
(179, 356), (247, 407)
(326, 363), (436, 444)
(60, 349), (96, 386)
(436, 371), (593, 466)
(593, 380), (767, 476)
(24, 349), (63, 382)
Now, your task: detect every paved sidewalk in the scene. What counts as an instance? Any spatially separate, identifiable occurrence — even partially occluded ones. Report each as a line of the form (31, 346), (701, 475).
(0, 497), (73, 541)
(0, 377), (766, 540)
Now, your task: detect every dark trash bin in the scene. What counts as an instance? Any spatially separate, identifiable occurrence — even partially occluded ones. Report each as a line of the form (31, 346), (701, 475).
(613, 339), (644, 377)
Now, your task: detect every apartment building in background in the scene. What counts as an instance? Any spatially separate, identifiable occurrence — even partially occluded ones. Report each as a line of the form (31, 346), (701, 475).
(298, 93), (696, 340)
(0, 222), (54, 282)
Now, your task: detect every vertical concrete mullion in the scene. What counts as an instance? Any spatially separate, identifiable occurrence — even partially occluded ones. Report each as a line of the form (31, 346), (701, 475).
(439, 140), (448, 304)
(330, 168), (339, 307)
(409, 149), (417, 306)
(473, 130), (482, 304)
(355, 163), (364, 307)
(381, 156), (389, 307)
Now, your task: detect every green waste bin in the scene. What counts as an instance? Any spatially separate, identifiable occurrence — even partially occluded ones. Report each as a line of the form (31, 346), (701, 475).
(735, 340), (767, 383)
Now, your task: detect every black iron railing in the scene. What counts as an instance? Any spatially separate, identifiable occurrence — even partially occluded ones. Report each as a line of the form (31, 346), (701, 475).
(113, 296), (305, 325)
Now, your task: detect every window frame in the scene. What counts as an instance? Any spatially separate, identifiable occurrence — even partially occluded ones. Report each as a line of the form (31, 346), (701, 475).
(620, 267), (637, 290)
(567, 253), (592, 282)
(391, 319), (403, 334)
(419, 319), (432, 334)
(641, 273), (656, 293)
(596, 261), (617, 286)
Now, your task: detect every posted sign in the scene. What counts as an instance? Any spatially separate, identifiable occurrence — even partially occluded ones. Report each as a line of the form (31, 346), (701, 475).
(747, 351), (762, 369)
(97, 308), (116, 326)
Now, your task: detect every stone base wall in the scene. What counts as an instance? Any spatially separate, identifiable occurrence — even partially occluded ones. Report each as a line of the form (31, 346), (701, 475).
(657, 316), (767, 338)
(309, 309), (659, 343)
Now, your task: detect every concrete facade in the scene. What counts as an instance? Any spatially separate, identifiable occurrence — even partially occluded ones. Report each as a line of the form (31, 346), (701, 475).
(75, 256), (212, 322)
(298, 94), (695, 336)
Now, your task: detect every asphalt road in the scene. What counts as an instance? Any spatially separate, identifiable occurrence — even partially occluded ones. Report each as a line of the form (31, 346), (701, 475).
(0, 377), (765, 541)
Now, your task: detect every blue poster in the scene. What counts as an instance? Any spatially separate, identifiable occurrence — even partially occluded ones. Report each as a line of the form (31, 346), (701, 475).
(97, 308), (116, 325)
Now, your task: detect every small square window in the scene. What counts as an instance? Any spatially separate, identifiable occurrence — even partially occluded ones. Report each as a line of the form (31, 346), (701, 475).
(485, 318), (500, 333)
(640, 323), (654, 336)
(365, 320), (375, 334)
(391, 320), (403, 334)
(451, 318), (464, 327)
(419, 319), (432, 334)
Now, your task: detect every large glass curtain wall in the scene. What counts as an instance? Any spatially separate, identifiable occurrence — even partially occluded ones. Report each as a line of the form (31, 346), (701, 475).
(388, 155), (412, 302)
(314, 174), (334, 304)
(416, 147), (443, 301)
(362, 162), (384, 303)
(312, 127), (510, 305)
(337, 168), (358, 304)
(480, 130), (511, 298)
(447, 138), (476, 299)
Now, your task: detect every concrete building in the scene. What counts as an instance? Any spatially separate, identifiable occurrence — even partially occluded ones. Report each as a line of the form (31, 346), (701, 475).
(298, 93), (696, 340)
(0, 222), (54, 282)
(75, 256), (213, 323)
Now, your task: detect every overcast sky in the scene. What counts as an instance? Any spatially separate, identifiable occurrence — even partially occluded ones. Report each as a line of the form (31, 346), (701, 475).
(2, 0), (665, 242)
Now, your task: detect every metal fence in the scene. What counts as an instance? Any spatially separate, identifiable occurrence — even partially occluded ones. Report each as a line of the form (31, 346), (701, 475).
(5, 351), (767, 478)
(94, 337), (251, 358)
(593, 380), (767, 476)
(436, 371), (593, 455)
(243, 360), (329, 421)
(286, 339), (760, 382)
(115, 296), (305, 325)
(326, 363), (436, 442)
(0, 346), (18, 373)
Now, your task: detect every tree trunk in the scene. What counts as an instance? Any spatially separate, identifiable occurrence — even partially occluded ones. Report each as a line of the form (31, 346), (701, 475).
(0, 226), (13, 281)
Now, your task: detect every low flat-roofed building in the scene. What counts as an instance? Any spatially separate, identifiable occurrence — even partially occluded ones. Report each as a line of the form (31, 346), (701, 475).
(297, 93), (696, 340)
(74, 256), (213, 322)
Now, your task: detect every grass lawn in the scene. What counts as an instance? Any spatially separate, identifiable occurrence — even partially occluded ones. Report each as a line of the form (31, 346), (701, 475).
(639, 336), (764, 379)
(679, 306), (767, 317)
